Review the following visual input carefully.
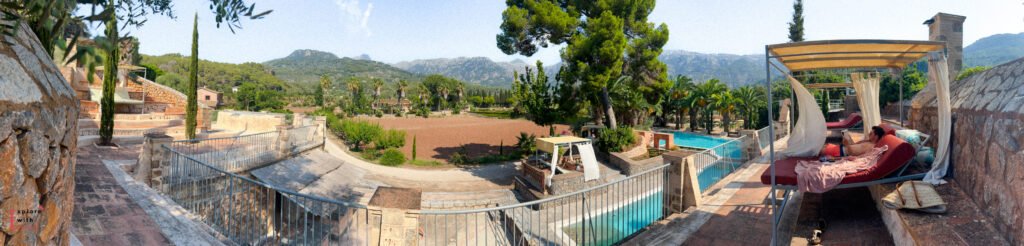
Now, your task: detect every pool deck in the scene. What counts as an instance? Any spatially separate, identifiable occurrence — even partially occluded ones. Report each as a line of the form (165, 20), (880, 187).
(626, 138), (896, 245)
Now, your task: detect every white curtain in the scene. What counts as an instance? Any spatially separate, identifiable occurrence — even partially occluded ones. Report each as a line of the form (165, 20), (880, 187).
(851, 73), (882, 135)
(924, 54), (952, 185)
(781, 75), (827, 157)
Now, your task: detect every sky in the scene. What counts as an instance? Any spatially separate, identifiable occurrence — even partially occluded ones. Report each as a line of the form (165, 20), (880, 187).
(101, 0), (1024, 65)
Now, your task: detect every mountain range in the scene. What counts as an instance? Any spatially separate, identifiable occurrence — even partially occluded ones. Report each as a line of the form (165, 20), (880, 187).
(257, 33), (1024, 90)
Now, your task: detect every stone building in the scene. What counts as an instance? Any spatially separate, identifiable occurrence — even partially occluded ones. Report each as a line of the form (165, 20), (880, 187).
(197, 87), (222, 108)
(0, 23), (79, 245)
(909, 57), (1024, 245)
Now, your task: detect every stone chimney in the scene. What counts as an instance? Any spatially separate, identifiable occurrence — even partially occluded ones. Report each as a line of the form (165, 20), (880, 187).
(924, 12), (966, 81)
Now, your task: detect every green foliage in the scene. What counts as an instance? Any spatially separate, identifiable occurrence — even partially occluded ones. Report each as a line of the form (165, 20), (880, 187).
(448, 151), (469, 165)
(788, 0), (804, 42)
(421, 74), (465, 111)
(497, 0), (669, 129)
(341, 120), (382, 150)
(734, 86), (767, 129)
(470, 108), (514, 119)
(880, 67), (927, 107)
(510, 61), (566, 126)
(314, 75), (329, 107)
(375, 129), (406, 150)
(596, 127), (637, 153)
(99, 3), (118, 146)
(142, 54), (287, 107)
(514, 132), (537, 157)
(956, 66), (991, 81)
(379, 148), (406, 166)
(692, 79), (728, 133)
(139, 64), (165, 81)
(412, 135), (417, 160)
(186, 13), (199, 140)
(360, 148), (381, 160)
(408, 159), (442, 167)
(964, 33), (1024, 67)
(234, 83), (286, 111)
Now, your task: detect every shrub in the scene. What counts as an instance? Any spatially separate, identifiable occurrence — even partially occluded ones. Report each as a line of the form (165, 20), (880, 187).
(342, 120), (381, 150)
(448, 145), (470, 165)
(375, 129), (406, 150)
(379, 148), (406, 166)
(360, 148), (381, 160)
(596, 127), (637, 153)
(515, 132), (537, 157)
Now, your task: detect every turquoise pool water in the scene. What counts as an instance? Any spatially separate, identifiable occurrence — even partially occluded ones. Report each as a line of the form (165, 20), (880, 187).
(663, 132), (745, 191)
(562, 192), (663, 246)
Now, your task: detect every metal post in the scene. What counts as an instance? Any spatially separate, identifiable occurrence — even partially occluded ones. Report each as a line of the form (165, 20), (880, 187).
(898, 68), (905, 127)
(766, 46), (778, 246)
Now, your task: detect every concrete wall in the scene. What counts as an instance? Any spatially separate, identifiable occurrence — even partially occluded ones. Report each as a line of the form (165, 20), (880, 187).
(212, 110), (286, 133)
(909, 58), (1024, 244)
(0, 22), (79, 246)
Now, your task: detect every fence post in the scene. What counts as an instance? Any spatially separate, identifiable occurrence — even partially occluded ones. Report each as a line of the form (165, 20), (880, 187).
(135, 133), (173, 187)
(276, 125), (291, 159)
(739, 129), (761, 160)
(314, 116), (327, 149)
(662, 151), (703, 213)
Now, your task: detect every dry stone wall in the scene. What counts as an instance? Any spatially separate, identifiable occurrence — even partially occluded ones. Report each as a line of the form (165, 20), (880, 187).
(909, 57), (1024, 244)
(0, 22), (79, 245)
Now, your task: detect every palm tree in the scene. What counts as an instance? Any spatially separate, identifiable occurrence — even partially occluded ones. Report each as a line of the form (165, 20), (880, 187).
(346, 78), (362, 113)
(439, 87), (450, 111)
(666, 76), (694, 129)
(734, 86), (766, 129)
(712, 90), (738, 133)
(693, 79), (727, 134)
(371, 78), (384, 110)
(396, 79), (409, 114)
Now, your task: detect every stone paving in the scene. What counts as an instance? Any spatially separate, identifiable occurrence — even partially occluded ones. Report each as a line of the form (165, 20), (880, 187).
(72, 142), (171, 245)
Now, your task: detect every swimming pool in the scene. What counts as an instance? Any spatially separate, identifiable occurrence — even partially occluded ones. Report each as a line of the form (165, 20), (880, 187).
(664, 131), (745, 192)
(561, 192), (663, 246)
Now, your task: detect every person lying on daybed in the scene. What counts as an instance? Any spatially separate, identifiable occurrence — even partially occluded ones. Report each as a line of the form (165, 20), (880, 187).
(795, 126), (891, 193)
(819, 126), (886, 159)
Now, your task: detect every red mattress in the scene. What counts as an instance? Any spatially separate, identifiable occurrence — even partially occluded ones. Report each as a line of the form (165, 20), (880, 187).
(826, 113), (862, 129)
(761, 134), (915, 186)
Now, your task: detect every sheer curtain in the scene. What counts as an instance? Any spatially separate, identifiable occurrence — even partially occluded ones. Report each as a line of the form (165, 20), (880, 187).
(851, 73), (882, 135)
(781, 74), (827, 157)
(924, 54), (952, 185)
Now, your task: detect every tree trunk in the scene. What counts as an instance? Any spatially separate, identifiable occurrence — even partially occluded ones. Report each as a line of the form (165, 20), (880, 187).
(601, 87), (617, 129)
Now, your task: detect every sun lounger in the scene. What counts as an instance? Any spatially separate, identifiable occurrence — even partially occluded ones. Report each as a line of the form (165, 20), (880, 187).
(826, 113), (862, 129)
(761, 134), (919, 190)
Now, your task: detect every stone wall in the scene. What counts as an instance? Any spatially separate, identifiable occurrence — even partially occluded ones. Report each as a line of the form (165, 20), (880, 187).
(212, 110), (286, 133)
(0, 22), (79, 245)
(909, 57), (1024, 244)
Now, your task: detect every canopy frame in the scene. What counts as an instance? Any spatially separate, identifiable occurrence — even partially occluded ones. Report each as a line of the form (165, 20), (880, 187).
(764, 39), (947, 245)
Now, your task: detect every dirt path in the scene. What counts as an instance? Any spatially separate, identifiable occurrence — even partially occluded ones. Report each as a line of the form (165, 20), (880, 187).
(323, 137), (516, 192)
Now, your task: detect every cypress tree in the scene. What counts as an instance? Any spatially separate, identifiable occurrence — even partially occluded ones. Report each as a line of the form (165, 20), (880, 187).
(99, 0), (118, 146)
(412, 135), (417, 160)
(185, 13), (199, 139)
(788, 0), (805, 43)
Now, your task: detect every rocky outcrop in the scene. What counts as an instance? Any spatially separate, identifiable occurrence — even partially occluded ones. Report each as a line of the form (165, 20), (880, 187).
(909, 57), (1024, 245)
(0, 22), (80, 245)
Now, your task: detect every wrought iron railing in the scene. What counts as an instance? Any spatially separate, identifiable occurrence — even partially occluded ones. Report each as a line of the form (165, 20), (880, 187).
(690, 138), (749, 193)
(166, 131), (282, 173)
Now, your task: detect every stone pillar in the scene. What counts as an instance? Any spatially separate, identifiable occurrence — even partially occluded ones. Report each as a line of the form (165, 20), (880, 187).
(925, 13), (966, 82)
(739, 129), (761, 160)
(662, 151), (703, 213)
(0, 22), (80, 245)
(134, 133), (173, 186)
(314, 116), (327, 148)
(276, 125), (291, 159)
(292, 113), (305, 127)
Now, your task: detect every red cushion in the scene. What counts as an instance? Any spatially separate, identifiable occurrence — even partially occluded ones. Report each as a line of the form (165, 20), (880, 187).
(827, 113), (862, 129)
(760, 135), (915, 186)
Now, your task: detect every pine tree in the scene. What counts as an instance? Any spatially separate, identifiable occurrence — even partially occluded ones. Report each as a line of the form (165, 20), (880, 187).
(788, 0), (805, 42)
(185, 13), (199, 139)
(98, 0), (118, 145)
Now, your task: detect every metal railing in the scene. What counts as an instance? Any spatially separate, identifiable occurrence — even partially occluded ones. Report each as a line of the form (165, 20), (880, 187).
(419, 165), (671, 246)
(166, 131), (282, 173)
(161, 146), (375, 245)
(78, 128), (169, 137)
(690, 138), (748, 193)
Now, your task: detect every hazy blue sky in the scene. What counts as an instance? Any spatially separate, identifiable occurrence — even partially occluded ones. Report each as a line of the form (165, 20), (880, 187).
(108, 0), (1024, 64)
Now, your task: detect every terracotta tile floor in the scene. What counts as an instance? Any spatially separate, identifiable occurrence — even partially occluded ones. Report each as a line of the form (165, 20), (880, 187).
(72, 142), (172, 246)
(683, 163), (893, 245)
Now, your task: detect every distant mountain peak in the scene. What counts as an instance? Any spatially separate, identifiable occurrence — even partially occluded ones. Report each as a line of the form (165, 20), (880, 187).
(964, 32), (1024, 67)
(286, 49), (339, 60)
